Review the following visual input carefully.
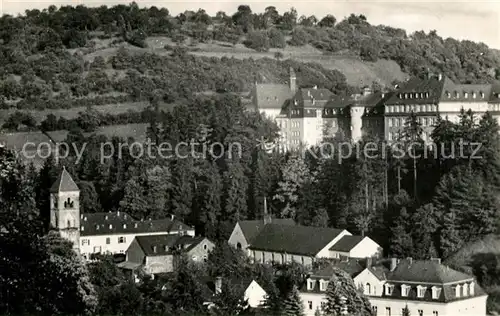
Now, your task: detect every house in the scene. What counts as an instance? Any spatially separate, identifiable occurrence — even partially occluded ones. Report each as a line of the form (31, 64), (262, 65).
(121, 234), (215, 275)
(246, 223), (378, 266)
(203, 276), (268, 309)
(228, 212), (295, 251)
(301, 257), (488, 316)
(356, 258), (488, 316)
(49, 168), (196, 260)
(300, 258), (366, 315)
(329, 235), (383, 259)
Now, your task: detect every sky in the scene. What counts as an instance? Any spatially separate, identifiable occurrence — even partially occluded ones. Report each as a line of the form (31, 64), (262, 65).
(1, 0), (499, 48)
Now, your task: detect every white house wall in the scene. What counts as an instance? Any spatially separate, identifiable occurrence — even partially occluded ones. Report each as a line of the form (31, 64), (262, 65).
(315, 230), (351, 258)
(349, 237), (383, 258)
(354, 268), (385, 297)
(79, 229), (195, 257)
(300, 292), (326, 316)
(228, 223), (248, 250)
(244, 280), (267, 308)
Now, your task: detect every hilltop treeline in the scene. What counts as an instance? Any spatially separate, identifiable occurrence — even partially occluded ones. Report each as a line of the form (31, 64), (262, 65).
(1, 2), (499, 84)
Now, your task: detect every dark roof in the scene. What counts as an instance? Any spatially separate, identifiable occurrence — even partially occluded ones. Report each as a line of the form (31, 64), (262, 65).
(384, 76), (444, 105)
(80, 212), (193, 236)
(329, 235), (364, 252)
(237, 218), (295, 243)
(298, 88), (334, 102)
(440, 78), (492, 102)
(135, 234), (208, 256)
(248, 224), (345, 256)
(50, 168), (79, 192)
(254, 84), (293, 109)
(387, 259), (473, 284)
(312, 259), (365, 278)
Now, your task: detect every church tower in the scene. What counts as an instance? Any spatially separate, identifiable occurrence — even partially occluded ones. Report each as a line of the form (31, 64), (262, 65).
(50, 167), (80, 253)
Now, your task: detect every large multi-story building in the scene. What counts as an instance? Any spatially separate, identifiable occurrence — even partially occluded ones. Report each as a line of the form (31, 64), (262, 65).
(300, 258), (487, 316)
(253, 70), (500, 148)
(49, 169), (195, 260)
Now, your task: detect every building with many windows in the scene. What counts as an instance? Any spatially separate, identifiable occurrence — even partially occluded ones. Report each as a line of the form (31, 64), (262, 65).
(253, 70), (500, 148)
(300, 257), (487, 316)
(50, 169), (195, 260)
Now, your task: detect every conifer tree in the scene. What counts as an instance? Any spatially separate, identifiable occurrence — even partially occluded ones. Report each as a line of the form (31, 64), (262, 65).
(389, 207), (413, 257)
(283, 284), (305, 316)
(439, 209), (462, 258)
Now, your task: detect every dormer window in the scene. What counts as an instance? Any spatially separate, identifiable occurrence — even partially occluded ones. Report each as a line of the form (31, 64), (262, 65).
(470, 282), (475, 295)
(123, 224), (127, 229)
(81, 226), (84, 231)
(463, 283), (469, 296)
(432, 286), (442, 299)
(417, 285), (427, 298)
(307, 279), (314, 291)
(401, 284), (410, 297)
(320, 280), (328, 291)
(464, 92), (468, 98)
(109, 224), (113, 229)
(455, 91), (459, 98)
(480, 92), (485, 98)
(385, 284), (394, 295)
(455, 284), (462, 298)
(472, 92), (476, 99)
(446, 91), (451, 98)
(426, 92), (430, 98)
(152, 246), (157, 253)
(164, 245), (169, 251)
(134, 223), (138, 228)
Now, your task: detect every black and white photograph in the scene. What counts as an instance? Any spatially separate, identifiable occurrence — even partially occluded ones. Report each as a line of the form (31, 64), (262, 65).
(0, 1), (498, 315)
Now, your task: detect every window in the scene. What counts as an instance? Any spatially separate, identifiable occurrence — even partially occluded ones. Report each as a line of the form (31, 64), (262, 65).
(463, 283), (469, 296)
(320, 280), (328, 291)
(432, 286), (442, 299)
(365, 283), (371, 295)
(401, 284), (410, 297)
(81, 239), (90, 246)
(118, 236), (126, 244)
(93, 246), (101, 253)
(106, 237), (110, 244)
(385, 307), (391, 316)
(307, 279), (314, 290)
(385, 284), (394, 295)
(418, 310), (423, 316)
(433, 311), (438, 316)
(464, 92), (468, 98)
(372, 306), (378, 315)
(470, 282), (475, 295)
(308, 301), (313, 310)
(455, 285), (461, 298)
(417, 286), (426, 298)
(203, 255), (208, 262)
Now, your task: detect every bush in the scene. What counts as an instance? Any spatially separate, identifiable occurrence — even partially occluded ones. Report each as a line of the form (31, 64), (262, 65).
(267, 28), (286, 48)
(243, 31), (270, 52)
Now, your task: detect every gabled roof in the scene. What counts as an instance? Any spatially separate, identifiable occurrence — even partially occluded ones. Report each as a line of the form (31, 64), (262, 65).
(384, 76), (444, 105)
(80, 212), (193, 236)
(237, 218), (295, 243)
(135, 234), (208, 256)
(248, 224), (345, 256)
(387, 259), (473, 284)
(254, 84), (293, 109)
(329, 235), (364, 252)
(439, 77), (492, 102)
(50, 167), (79, 193)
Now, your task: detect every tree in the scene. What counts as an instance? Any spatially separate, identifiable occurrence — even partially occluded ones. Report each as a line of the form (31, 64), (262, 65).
(212, 280), (249, 316)
(283, 284), (304, 316)
(274, 51), (284, 61)
(411, 204), (439, 259)
(323, 267), (372, 316)
(402, 304), (411, 316)
(439, 209), (462, 259)
(389, 207), (413, 257)
(318, 15), (336, 28)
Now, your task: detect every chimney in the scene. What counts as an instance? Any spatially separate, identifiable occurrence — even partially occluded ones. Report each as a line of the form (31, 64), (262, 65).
(263, 197), (272, 225)
(215, 277), (222, 294)
(290, 67), (296, 93)
(366, 257), (373, 268)
(407, 257), (413, 265)
(390, 258), (398, 271)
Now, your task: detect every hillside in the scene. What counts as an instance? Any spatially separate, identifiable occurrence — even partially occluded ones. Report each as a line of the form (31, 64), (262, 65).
(1, 3), (499, 137)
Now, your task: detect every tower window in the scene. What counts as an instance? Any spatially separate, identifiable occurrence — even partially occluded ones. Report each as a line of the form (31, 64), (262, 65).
(64, 198), (74, 208)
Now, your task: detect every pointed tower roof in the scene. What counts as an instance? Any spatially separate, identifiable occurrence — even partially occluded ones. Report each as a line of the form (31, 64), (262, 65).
(50, 167), (79, 193)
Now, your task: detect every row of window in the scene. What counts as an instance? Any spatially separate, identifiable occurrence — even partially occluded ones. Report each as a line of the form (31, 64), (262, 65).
(81, 236), (127, 246)
(445, 91), (485, 99)
(252, 251), (309, 265)
(306, 279), (329, 291)
(397, 92), (431, 100)
(388, 117), (437, 128)
(386, 104), (438, 113)
(384, 282), (474, 299)
(374, 307), (439, 316)
(387, 131), (431, 142)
